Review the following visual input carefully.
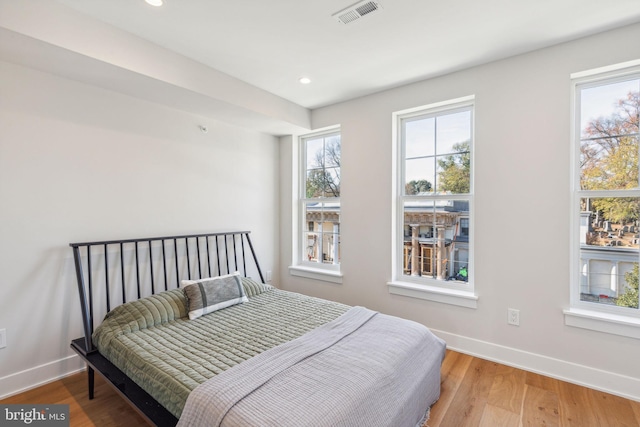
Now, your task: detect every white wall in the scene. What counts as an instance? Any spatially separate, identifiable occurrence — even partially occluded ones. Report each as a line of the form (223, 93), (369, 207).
(0, 61), (280, 397)
(280, 23), (640, 400)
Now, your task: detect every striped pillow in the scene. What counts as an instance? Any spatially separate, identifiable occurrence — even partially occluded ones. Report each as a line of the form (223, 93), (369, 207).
(181, 272), (248, 320)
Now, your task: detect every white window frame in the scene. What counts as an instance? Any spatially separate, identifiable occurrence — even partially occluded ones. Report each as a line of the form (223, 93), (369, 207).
(289, 127), (343, 284)
(565, 60), (640, 339)
(388, 96), (477, 308)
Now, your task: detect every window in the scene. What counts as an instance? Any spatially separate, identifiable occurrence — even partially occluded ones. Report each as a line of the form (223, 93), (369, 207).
(460, 218), (470, 238)
(569, 63), (640, 331)
(390, 97), (476, 308)
(290, 129), (342, 282)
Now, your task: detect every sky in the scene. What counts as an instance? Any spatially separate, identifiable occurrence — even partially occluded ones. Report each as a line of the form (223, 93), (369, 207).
(580, 78), (639, 134)
(404, 109), (471, 187)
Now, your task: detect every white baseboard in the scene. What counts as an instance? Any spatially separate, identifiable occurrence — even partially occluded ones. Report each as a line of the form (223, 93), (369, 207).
(431, 328), (640, 403)
(0, 354), (86, 400)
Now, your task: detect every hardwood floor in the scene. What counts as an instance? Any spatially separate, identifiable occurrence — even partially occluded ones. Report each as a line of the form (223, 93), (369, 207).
(2, 350), (639, 426)
(428, 350), (640, 427)
(1, 372), (147, 426)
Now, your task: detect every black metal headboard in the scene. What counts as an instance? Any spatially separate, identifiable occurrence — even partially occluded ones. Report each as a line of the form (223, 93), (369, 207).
(70, 231), (264, 354)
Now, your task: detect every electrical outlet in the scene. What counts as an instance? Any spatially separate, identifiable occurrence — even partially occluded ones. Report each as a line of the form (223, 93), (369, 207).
(265, 271), (272, 282)
(507, 308), (520, 326)
(0, 328), (6, 349)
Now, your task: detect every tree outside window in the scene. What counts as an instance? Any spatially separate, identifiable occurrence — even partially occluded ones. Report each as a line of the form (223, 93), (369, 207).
(399, 102), (473, 286)
(301, 131), (341, 267)
(576, 77), (640, 310)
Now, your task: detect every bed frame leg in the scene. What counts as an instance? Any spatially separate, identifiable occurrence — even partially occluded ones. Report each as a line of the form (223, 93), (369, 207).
(88, 367), (95, 400)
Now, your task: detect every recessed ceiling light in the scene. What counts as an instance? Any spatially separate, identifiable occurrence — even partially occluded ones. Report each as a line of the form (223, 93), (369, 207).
(145, 0), (163, 6)
(299, 77), (312, 84)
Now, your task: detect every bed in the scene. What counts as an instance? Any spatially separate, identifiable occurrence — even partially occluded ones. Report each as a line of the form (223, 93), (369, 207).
(70, 231), (446, 427)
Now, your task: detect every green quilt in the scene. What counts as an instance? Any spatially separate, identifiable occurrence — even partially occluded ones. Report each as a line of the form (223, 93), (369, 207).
(92, 278), (350, 418)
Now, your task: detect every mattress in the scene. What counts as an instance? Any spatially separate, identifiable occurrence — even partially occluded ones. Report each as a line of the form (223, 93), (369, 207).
(92, 278), (350, 418)
(178, 306), (447, 427)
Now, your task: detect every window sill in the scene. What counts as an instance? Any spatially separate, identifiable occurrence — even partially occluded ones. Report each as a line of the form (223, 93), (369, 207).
(563, 308), (640, 340)
(288, 265), (343, 284)
(387, 280), (478, 309)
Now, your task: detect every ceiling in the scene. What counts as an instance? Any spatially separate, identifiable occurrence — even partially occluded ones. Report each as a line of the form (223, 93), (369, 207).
(51, 0), (640, 110)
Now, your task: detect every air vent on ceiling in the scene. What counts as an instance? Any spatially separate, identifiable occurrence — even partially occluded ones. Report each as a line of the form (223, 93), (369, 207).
(332, 1), (382, 24)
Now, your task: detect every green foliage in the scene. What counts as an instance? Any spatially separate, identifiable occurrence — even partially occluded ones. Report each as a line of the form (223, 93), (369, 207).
(437, 141), (470, 194)
(306, 169), (339, 198)
(405, 179), (432, 195)
(616, 264), (639, 309)
(591, 197), (640, 224)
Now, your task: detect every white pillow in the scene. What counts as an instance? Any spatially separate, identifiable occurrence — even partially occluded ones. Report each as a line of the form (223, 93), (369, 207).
(181, 272), (248, 320)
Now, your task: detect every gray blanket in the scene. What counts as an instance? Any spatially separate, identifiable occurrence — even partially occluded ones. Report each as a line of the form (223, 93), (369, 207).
(177, 306), (446, 427)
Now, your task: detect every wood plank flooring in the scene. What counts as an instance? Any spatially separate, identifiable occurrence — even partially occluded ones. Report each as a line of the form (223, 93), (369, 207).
(2, 350), (639, 426)
(1, 373), (147, 426)
(428, 350), (640, 427)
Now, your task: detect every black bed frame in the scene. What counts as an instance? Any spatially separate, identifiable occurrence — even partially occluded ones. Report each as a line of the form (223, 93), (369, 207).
(69, 231), (264, 427)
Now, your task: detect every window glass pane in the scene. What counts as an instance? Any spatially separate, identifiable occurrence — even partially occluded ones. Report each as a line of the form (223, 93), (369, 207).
(405, 157), (435, 195)
(306, 138), (323, 170)
(460, 218), (470, 237)
(579, 79), (640, 191)
(306, 169), (325, 198)
(405, 117), (435, 158)
(306, 168), (339, 198)
(325, 135), (341, 168)
(325, 167), (340, 197)
(436, 110), (472, 155)
(402, 199), (469, 282)
(404, 109), (472, 196)
(580, 80), (640, 136)
(303, 201), (340, 265)
(305, 135), (341, 199)
(579, 197), (639, 309)
(436, 150), (471, 194)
